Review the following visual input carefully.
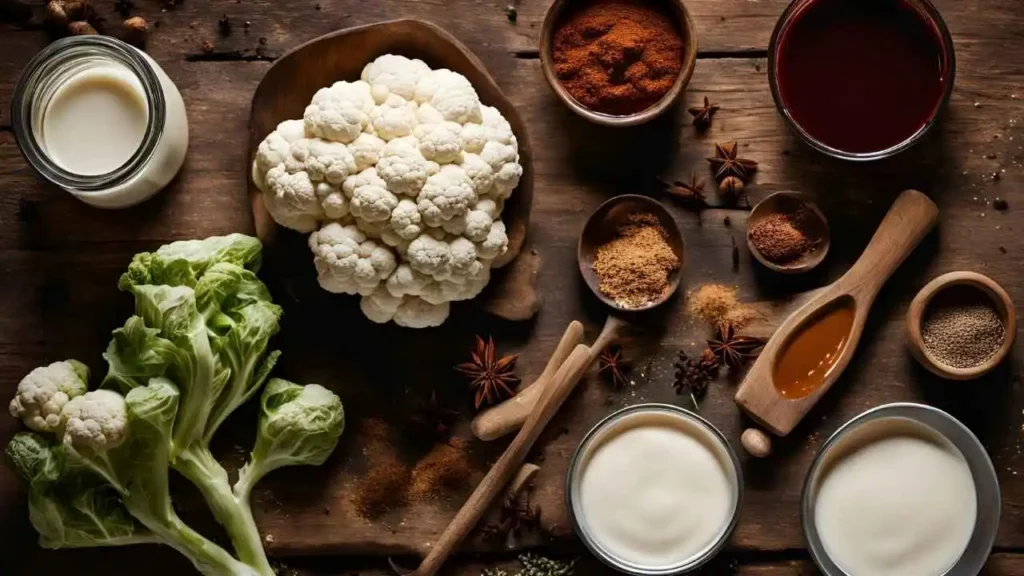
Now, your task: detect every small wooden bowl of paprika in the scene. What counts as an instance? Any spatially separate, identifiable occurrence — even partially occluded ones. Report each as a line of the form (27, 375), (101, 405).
(540, 0), (698, 127)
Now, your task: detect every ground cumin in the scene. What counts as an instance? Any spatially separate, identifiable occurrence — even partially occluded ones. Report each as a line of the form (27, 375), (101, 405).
(748, 210), (815, 263)
(351, 419), (410, 519)
(408, 438), (474, 500)
(593, 213), (680, 308)
(552, 0), (685, 115)
(687, 284), (760, 328)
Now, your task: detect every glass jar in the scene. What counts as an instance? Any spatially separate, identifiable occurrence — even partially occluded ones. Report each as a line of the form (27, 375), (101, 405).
(12, 36), (189, 208)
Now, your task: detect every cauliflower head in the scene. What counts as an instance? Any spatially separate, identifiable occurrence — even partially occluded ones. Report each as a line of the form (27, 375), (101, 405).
(253, 55), (524, 327)
(59, 389), (128, 453)
(9, 360), (89, 433)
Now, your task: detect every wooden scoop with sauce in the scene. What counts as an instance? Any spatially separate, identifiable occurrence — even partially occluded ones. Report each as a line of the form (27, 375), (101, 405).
(735, 190), (938, 438)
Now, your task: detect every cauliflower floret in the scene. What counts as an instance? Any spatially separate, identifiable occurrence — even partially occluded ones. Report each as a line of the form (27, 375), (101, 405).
(480, 141), (521, 199)
(309, 222), (397, 295)
(416, 103), (446, 125)
(60, 389), (127, 453)
(369, 93), (418, 141)
(304, 81), (375, 143)
(460, 153), (495, 196)
(477, 220), (509, 260)
(417, 165), (477, 227)
(448, 237), (479, 276)
(464, 203), (498, 242)
(253, 119), (308, 189)
(415, 121), (464, 164)
(460, 105), (516, 154)
(406, 233), (452, 279)
(262, 166), (324, 233)
(349, 181), (398, 223)
(9, 360), (89, 433)
(360, 290), (449, 328)
(361, 54), (431, 101)
(376, 136), (439, 196)
(384, 264), (431, 298)
(289, 138), (357, 185)
(390, 199), (423, 240)
(316, 182), (348, 220)
(414, 69), (482, 124)
(348, 133), (386, 172)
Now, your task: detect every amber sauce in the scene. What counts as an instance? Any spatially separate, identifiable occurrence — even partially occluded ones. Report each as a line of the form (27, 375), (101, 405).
(773, 302), (856, 399)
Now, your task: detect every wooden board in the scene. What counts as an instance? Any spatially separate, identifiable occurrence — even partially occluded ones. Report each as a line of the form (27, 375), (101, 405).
(2, 0), (1024, 574)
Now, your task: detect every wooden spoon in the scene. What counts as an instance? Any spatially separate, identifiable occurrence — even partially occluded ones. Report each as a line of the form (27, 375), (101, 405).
(735, 190), (938, 436)
(411, 344), (594, 576)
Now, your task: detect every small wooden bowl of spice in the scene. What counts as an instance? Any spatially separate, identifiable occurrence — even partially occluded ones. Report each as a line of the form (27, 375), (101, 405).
(540, 0), (698, 127)
(746, 191), (830, 274)
(907, 271), (1016, 380)
(579, 194), (685, 311)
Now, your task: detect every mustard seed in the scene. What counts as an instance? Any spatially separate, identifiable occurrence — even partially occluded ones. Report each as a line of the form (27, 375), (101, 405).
(921, 286), (1004, 369)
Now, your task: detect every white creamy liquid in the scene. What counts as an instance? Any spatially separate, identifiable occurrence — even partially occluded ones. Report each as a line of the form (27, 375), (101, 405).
(577, 411), (736, 568)
(42, 65), (149, 175)
(814, 419), (977, 576)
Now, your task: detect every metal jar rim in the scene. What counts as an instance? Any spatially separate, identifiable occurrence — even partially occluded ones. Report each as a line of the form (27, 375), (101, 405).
(566, 403), (743, 575)
(801, 403), (1001, 576)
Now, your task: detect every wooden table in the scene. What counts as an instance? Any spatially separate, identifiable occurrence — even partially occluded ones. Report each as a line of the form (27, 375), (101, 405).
(2, 0), (1024, 574)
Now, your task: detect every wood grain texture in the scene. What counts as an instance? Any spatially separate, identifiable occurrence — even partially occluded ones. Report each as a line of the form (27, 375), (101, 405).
(1, 0), (1024, 574)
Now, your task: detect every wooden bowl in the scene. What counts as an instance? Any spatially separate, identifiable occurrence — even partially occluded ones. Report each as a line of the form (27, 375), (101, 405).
(578, 194), (685, 311)
(539, 0), (698, 127)
(746, 191), (830, 274)
(248, 19), (533, 269)
(906, 271), (1016, 380)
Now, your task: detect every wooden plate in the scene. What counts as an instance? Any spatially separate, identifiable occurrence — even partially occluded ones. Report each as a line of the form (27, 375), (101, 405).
(247, 19), (534, 271)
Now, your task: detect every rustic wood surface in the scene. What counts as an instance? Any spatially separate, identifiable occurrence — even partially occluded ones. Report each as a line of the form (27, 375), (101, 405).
(2, 0), (1024, 574)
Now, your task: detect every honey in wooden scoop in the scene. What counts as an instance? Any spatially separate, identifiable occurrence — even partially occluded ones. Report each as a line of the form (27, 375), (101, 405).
(736, 190), (938, 437)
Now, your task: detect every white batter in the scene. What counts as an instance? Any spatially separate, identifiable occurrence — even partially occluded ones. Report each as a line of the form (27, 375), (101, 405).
(577, 411), (736, 568)
(814, 418), (977, 576)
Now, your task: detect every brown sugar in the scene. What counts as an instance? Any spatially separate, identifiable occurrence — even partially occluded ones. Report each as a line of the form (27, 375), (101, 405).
(687, 283), (760, 328)
(593, 212), (680, 309)
(408, 438), (474, 501)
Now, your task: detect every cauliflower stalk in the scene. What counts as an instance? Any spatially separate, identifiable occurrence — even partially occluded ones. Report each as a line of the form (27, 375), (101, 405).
(5, 235), (345, 576)
(252, 54), (523, 328)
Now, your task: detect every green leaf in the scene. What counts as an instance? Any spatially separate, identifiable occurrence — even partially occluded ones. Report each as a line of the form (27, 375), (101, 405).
(29, 471), (150, 549)
(119, 234), (263, 291)
(103, 316), (179, 393)
(115, 378), (179, 525)
(5, 432), (64, 487)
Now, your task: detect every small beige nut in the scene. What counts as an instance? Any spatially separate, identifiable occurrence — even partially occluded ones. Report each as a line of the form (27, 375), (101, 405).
(741, 427), (772, 458)
(46, 1), (69, 28)
(68, 20), (98, 35)
(719, 175), (744, 199)
(64, 1), (93, 21)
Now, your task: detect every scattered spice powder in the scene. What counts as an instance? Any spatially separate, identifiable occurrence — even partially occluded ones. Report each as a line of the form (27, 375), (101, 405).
(687, 284), (760, 329)
(922, 287), (1005, 369)
(408, 438), (474, 500)
(593, 213), (680, 308)
(351, 419), (410, 519)
(552, 0), (685, 115)
(748, 210), (816, 264)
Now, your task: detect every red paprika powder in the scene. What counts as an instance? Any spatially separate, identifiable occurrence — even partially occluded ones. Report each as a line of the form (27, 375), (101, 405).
(552, 0), (684, 116)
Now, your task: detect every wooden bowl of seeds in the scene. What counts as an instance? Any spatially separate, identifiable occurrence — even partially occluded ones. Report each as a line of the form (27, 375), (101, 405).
(906, 271), (1016, 380)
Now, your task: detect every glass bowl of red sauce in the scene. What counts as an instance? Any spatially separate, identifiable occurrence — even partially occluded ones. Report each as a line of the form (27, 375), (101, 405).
(768, 0), (955, 161)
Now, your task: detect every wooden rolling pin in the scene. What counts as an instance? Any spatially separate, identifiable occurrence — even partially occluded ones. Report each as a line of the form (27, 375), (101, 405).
(412, 343), (594, 576)
(471, 316), (627, 441)
(471, 321), (584, 440)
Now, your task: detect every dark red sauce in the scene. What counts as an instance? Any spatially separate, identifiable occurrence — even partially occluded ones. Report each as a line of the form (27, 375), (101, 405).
(774, 0), (950, 154)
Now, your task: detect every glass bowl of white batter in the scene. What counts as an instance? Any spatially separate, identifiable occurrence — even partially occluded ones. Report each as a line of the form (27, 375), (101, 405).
(567, 404), (743, 575)
(802, 403), (1000, 576)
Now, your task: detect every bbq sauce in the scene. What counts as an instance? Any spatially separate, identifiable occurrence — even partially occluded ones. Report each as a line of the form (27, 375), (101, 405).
(773, 301), (856, 400)
(774, 0), (950, 154)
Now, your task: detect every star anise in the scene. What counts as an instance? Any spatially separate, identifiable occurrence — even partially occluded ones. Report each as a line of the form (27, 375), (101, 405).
(688, 96), (720, 129)
(707, 141), (759, 182)
(661, 173), (707, 209)
(456, 336), (520, 410)
(708, 324), (766, 368)
(409, 390), (460, 442)
(481, 493), (542, 541)
(598, 345), (632, 390)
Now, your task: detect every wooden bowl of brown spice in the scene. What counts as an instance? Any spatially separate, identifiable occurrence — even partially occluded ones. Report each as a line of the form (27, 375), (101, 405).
(540, 0), (698, 126)
(579, 195), (685, 311)
(906, 271), (1016, 380)
(746, 191), (830, 274)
